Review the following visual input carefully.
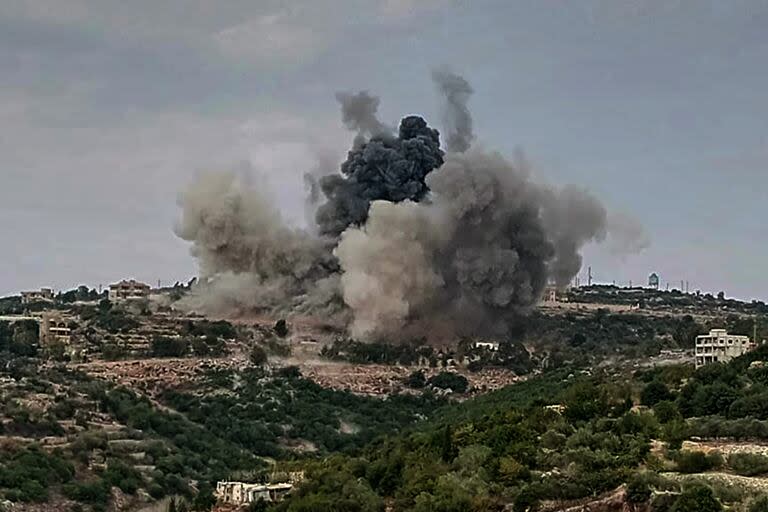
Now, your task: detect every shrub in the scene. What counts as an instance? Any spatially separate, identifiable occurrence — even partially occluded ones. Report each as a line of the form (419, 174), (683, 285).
(405, 370), (426, 389)
(729, 393), (768, 419)
(102, 343), (127, 361)
(651, 493), (677, 512)
(249, 346), (268, 366)
(63, 480), (110, 505)
(147, 483), (165, 499)
(274, 319), (289, 338)
(18, 480), (47, 502)
(95, 309), (139, 333)
(184, 320), (236, 340)
(626, 474), (652, 503)
(675, 451), (722, 473)
(428, 372), (468, 393)
(8, 320), (39, 357)
(0, 446), (74, 501)
(498, 456), (527, 485)
(277, 366), (301, 379)
(663, 420), (689, 450)
(513, 486), (540, 512)
(671, 484), (722, 512)
(151, 337), (188, 358)
(103, 459), (142, 494)
(653, 400), (681, 423)
(749, 495), (768, 512)
(641, 381), (673, 406)
(191, 337), (225, 357)
(728, 453), (768, 476)
(192, 482), (217, 510)
(562, 381), (609, 422)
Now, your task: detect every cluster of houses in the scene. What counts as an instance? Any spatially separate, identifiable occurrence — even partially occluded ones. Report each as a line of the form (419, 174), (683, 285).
(21, 279), (151, 306)
(11, 279), (153, 358)
(10, 280), (767, 372)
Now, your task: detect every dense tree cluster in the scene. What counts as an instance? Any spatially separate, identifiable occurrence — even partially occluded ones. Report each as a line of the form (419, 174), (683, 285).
(567, 284), (768, 317)
(56, 285), (104, 303)
(0, 446), (73, 502)
(0, 320), (39, 357)
(275, 346), (768, 512)
(162, 367), (444, 457)
(660, 345), (768, 421)
(274, 373), (655, 511)
(80, 301), (140, 334)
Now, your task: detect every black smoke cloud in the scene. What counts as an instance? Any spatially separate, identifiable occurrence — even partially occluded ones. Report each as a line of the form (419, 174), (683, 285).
(315, 112), (444, 237)
(176, 71), (648, 338)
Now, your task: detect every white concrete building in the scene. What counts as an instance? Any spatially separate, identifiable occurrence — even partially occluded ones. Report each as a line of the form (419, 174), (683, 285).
(695, 329), (754, 368)
(108, 280), (150, 302)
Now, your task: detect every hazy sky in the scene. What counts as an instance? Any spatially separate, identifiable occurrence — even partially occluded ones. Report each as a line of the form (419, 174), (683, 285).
(1, 0), (766, 300)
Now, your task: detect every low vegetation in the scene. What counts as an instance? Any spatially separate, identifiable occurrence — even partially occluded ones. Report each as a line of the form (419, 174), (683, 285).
(161, 366), (445, 457)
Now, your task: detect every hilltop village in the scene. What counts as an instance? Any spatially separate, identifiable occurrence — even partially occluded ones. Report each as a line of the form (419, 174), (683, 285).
(1, 279), (768, 511)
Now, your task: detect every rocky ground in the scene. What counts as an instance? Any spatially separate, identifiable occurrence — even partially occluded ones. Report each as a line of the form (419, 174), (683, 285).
(285, 357), (523, 396)
(75, 353), (522, 399)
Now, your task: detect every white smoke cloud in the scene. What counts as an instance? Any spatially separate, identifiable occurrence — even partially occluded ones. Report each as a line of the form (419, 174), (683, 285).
(174, 168), (342, 316)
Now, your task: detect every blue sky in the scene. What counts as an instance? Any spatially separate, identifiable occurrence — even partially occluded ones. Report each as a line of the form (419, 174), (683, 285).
(1, 0), (766, 299)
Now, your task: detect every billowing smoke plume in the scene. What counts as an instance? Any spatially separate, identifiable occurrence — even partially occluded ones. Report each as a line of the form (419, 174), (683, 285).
(606, 211), (651, 256)
(432, 68), (474, 152)
(314, 112), (444, 237)
(174, 169), (342, 316)
(335, 91), (390, 137)
(176, 70), (648, 338)
(337, 150), (572, 339)
(539, 186), (608, 287)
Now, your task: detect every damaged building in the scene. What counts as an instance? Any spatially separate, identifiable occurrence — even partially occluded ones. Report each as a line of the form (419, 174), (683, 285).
(215, 481), (292, 505)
